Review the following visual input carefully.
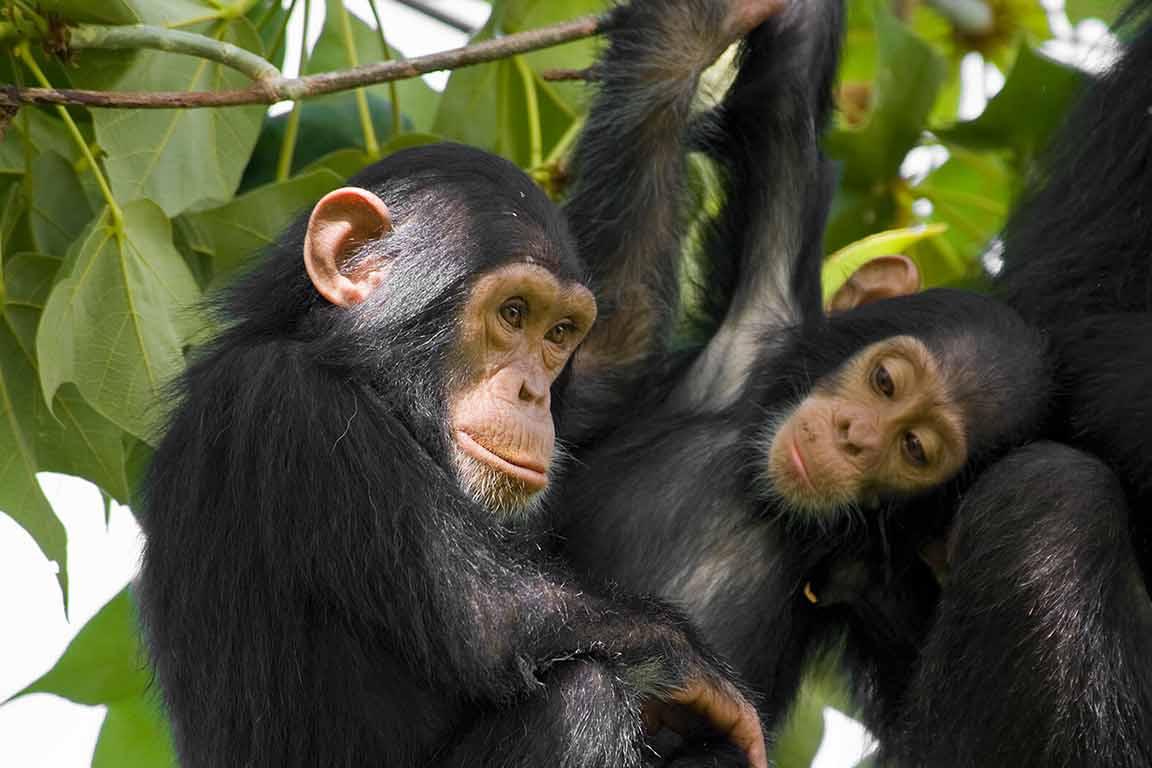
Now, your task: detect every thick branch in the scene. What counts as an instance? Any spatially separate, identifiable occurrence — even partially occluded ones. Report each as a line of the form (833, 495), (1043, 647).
(0, 14), (608, 109)
(70, 24), (281, 81)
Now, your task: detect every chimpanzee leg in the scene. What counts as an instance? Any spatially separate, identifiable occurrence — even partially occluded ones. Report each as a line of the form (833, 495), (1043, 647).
(442, 660), (645, 768)
(887, 443), (1152, 767)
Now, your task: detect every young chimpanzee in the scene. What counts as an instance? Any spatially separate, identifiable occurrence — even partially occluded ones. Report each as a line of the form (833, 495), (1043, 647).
(136, 142), (775, 766)
(886, 1), (1152, 764)
(555, 0), (1056, 757)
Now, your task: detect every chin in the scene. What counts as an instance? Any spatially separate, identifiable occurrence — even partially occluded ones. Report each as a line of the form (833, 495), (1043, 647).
(761, 433), (857, 527)
(454, 450), (547, 525)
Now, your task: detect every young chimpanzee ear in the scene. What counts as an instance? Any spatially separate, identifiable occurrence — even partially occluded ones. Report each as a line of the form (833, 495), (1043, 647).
(304, 187), (394, 306)
(826, 254), (921, 313)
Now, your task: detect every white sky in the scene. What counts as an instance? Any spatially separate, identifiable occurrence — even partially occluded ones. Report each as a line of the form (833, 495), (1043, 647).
(0, 0), (1114, 766)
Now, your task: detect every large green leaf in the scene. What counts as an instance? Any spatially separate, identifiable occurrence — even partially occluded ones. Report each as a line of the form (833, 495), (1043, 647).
(93, 696), (177, 768)
(39, 0), (138, 24)
(180, 168), (345, 281)
(938, 44), (1086, 161)
(70, 20), (266, 217)
(826, 4), (947, 185)
(14, 587), (176, 765)
(16, 589), (149, 704)
(28, 151), (96, 260)
(0, 320), (67, 603)
(4, 252), (131, 501)
(910, 145), (1013, 287)
(37, 201), (201, 444)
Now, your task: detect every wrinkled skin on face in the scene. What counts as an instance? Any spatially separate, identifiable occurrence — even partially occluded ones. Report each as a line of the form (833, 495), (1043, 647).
(766, 336), (968, 515)
(449, 263), (596, 519)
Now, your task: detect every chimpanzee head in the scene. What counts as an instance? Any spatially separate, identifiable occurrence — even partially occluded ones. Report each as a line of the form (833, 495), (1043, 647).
(755, 286), (1050, 518)
(285, 143), (596, 521)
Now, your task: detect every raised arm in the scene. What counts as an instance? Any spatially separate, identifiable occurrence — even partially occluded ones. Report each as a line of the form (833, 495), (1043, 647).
(562, 0), (786, 439)
(675, 0), (845, 411)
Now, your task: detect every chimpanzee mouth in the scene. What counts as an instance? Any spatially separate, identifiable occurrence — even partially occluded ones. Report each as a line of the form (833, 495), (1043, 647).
(455, 431), (549, 490)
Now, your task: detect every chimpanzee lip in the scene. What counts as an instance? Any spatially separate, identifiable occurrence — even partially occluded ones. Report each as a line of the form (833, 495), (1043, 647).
(456, 430), (549, 490)
(789, 434), (816, 491)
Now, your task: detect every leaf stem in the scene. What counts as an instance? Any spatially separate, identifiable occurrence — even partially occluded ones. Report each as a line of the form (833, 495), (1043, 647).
(515, 57), (543, 169)
(70, 24), (281, 82)
(336, 2), (379, 159)
(276, 0), (311, 181)
(16, 46), (122, 228)
(367, 0), (402, 139)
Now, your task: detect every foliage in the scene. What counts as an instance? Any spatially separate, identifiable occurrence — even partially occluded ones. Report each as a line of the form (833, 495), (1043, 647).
(0, 0), (1106, 764)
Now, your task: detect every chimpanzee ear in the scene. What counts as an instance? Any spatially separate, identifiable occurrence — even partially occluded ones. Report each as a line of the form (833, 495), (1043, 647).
(826, 255), (921, 313)
(304, 187), (394, 306)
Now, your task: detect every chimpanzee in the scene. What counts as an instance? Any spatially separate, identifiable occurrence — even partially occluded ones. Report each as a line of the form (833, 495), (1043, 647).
(888, 1), (1152, 764)
(554, 0), (1061, 756)
(135, 142), (780, 764)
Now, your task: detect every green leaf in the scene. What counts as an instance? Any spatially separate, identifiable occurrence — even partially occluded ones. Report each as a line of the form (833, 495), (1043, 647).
(911, 145), (1013, 286)
(129, 0), (218, 26)
(938, 44), (1086, 160)
(37, 201), (201, 444)
(822, 224), (948, 305)
(239, 92), (396, 190)
(1065, 0), (1124, 23)
(16, 588), (149, 704)
(180, 168), (345, 281)
(826, 3), (947, 184)
(305, 0), (441, 132)
(0, 320), (67, 603)
(28, 151), (96, 259)
(70, 19), (266, 217)
(434, 52), (576, 168)
(93, 696), (178, 768)
(39, 0), (138, 24)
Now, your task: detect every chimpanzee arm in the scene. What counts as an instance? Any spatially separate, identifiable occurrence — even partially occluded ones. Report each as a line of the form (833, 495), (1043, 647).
(673, 0), (843, 412)
(886, 443), (1152, 767)
(140, 345), (762, 766)
(562, 0), (783, 439)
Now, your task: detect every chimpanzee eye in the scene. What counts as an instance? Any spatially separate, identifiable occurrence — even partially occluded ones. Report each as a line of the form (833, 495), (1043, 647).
(872, 363), (895, 398)
(499, 298), (527, 329)
(903, 432), (928, 467)
(546, 322), (574, 345)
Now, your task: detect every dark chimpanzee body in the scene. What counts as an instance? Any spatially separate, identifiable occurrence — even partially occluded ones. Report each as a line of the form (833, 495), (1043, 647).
(887, 2), (1152, 764)
(551, 0), (1128, 764)
(136, 138), (779, 766)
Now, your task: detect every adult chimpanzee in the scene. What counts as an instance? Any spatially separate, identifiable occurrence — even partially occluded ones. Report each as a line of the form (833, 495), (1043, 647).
(554, 0), (1059, 757)
(885, 2), (1152, 764)
(136, 141), (781, 764)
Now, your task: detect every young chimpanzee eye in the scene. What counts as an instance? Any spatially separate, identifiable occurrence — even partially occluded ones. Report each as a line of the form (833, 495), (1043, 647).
(872, 363), (895, 398)
(903, 431), (928, 467)
(546, 321), (574, 345)
(499, 298), (527, 329)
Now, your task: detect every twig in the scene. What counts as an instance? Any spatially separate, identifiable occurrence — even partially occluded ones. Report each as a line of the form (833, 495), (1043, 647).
(69, 24), (281, 81)
(0, 14), (609, 109)
(541, 67), (599, 82)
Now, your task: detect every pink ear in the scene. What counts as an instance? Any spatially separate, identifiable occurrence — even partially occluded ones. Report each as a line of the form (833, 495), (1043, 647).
(826, 255), (922, 313)
(303, 187), (394, 306)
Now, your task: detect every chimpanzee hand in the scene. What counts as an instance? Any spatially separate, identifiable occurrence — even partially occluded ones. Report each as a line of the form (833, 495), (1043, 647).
(724, 0), (786, 39)
(641, 678), (767, 768)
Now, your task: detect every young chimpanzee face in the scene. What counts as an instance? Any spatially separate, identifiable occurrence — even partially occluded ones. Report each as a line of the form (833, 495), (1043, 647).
(449, 263), (595, 519)
(765, 335), (968, 514)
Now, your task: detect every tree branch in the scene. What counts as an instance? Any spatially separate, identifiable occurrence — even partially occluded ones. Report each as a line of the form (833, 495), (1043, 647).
(0, 13), (609, 110)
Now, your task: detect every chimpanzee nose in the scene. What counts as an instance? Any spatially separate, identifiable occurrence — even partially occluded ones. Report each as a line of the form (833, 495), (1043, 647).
(517, 371), (550, 407)
(836, 408), (881, 459)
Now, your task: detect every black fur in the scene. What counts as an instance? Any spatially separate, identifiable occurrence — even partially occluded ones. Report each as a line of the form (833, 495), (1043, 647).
(137, 142), (754, 767)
